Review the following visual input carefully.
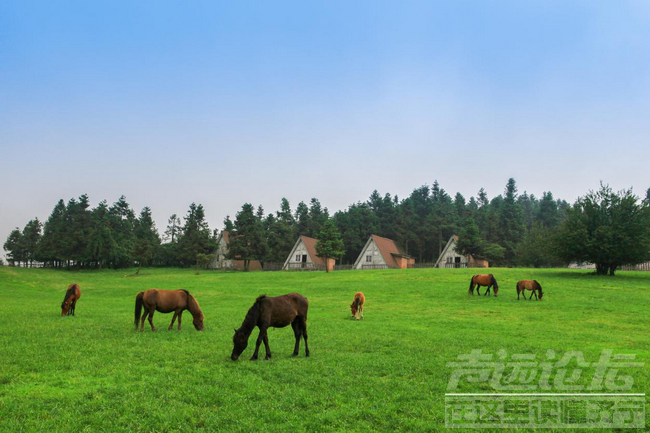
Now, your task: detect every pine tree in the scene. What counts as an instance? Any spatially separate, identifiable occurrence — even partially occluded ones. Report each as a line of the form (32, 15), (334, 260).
(107, 196), (136, 268)
(315, 219), (345, 273)
(133, 207), (161, 273)
(499, 178), (525, 266)
(164, 214), (182, 243)
(295, 201), (310, 236)
(87, 200), (117, 268)
(177, 203), (215, 267)
(38, 199), (67, 267)
(21, 218), (42, 267)
(4, 228), (24, 266)
(228, 203), (267, 271)
(307, 198), (329, 237)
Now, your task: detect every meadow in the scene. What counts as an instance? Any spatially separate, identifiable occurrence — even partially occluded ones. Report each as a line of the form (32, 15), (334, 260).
(0, 267), (648, 431)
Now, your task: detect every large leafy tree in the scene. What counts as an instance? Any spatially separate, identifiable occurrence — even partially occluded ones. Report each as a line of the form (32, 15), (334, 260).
(315, 219), (345, 273)
(556, 184), (650, 275)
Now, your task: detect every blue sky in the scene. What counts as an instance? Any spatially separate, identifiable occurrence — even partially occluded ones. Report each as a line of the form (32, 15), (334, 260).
(1, 1), (650, 251)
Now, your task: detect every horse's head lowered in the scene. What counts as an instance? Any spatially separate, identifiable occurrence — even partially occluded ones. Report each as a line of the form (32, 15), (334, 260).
(231, 328), (248, 361)
(492, 275), (499, 297)
(350, 302), (358, 317)
(61, 300), (70, 316)
(193, 312), (205, 331)
(188, 296), (205, 330)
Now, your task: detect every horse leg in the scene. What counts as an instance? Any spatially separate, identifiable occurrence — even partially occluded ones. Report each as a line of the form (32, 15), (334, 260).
(140, 309), (149, 331)
(168, 311), (179, 331)
(147, 307), (156, 331)
(263, 333), (272, 360)
(291, 320), (301, 357)
(485, 285), (491, 296)
(528, 291), (533, 301)
(301, 316), (310, 357)
(533, 290), (538, 300)
(177, 311), (183, 330)
(360, 304), (364, 320)
(251, 326), (267, 361)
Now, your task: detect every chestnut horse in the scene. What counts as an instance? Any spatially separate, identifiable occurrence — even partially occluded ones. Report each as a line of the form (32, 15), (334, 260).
(231, 293), (309, 361)
(61, 284), (81, 316)
(134, 289), (204, 331)
(351, 292), (365, 320)
(469, 274), (499, 297)
(517, 280), (544, 300)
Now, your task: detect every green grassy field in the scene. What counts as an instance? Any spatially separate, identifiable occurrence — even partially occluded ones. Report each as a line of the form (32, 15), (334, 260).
(0, 267), (648, 431)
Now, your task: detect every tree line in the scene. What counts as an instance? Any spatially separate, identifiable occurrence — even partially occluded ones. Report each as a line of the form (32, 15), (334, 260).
(4, 180), (650, 275)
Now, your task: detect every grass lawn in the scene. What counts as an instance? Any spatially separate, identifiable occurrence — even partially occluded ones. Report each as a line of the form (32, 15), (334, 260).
(0, 267), (648, 431)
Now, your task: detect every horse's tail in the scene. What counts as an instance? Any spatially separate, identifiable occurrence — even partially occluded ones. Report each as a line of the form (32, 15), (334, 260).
(134, 292), (144, 329)
(491, 274), (498, 289)
(469, 275), (476, 293)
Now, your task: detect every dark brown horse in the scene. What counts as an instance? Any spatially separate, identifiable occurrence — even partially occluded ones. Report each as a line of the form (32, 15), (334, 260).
(231, 293), (309, 361)
(351, 292), (365, 320)
(134, 289), (204, 331)
(61, 284), (81, 316)
(469, 274), (499, 297)
(517, 280), (544, 300)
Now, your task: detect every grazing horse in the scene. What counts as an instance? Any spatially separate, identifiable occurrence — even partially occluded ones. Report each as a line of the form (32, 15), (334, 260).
(134, 289), (204, 331)
(231, 293), (309, 361)
(350, 292), (365, 320)
(61, 284), (81, 316)
(469, 274), (499, 297)
(517, 280), (544, 300)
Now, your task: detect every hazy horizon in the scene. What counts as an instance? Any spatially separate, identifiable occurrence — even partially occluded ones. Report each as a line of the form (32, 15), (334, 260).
(2, 1), (650, 257)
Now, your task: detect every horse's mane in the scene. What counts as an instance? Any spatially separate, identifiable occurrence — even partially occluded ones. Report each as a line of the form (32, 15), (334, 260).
(491, 274), (498, 288)
(239, 295), (266, 332)
(62, 284), (77, 303)
(182, 290), (204, 318)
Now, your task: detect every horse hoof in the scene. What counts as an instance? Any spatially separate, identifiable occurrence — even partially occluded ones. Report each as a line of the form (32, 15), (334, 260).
(265, 356), (271, 360)
(250, 357), (258, 361)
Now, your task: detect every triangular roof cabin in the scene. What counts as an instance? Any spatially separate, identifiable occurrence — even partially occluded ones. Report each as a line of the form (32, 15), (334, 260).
(210, 230), (263, 271)
(353, 235), (414, 269)
(434, 235), (488, 268)
(283, 235), (330, 270)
